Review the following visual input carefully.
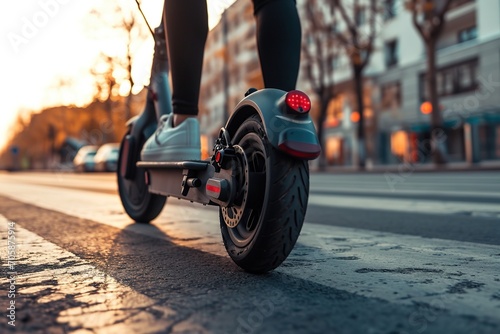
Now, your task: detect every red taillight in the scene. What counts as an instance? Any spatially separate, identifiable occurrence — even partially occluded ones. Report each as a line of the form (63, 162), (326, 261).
(286, 90), (311, 114)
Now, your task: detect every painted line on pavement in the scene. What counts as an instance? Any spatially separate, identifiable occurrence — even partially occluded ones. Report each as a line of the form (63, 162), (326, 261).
(0, 215), (180, 333)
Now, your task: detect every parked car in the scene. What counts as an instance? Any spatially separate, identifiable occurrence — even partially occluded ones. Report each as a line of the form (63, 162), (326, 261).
(73, 145), (98, 172)
(94, 143), (120, 172)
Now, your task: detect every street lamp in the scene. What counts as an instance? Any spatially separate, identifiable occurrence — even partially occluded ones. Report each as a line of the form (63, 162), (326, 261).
(350, 111), (360, 123)
(420, 101), (432, 114)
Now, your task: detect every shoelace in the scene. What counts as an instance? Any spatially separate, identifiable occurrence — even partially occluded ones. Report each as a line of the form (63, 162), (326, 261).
(156, 114), (171, 134)
(153, 115), (172, 145)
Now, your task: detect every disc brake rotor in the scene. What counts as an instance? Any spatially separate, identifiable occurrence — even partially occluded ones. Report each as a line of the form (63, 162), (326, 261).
(221, 145), (250, 228)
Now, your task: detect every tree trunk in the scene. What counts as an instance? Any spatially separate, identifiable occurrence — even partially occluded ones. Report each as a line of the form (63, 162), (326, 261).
(316, 94), (329, 171)
(353, 66), (366, 169)
(125, 94), (132, 121)
(126, 53), (133, 121)
(426, 40), (447, 165)
(105, 98), (114, 142)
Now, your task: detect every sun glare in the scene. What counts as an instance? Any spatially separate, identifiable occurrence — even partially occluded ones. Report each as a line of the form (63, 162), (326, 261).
(0, 0), (235, 151)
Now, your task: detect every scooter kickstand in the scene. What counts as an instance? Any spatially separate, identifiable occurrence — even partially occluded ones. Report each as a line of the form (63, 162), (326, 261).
(180, 168), (201, 196)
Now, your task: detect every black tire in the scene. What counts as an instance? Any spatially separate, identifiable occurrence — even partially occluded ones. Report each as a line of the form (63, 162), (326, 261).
(220, 114), (309, 273)
(117, 131), (166, 223)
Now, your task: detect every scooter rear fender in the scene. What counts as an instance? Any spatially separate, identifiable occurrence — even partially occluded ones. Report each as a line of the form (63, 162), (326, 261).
(224, 89), (321, 160)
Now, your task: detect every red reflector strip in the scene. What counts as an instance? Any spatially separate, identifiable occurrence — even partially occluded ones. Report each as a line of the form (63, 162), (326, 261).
(120, 142), (129, 177)
(206, 184), (221, 193)
(278, 142), (321, 160)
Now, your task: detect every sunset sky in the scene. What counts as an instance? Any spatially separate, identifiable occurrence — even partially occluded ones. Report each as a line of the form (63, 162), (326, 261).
(0, 0), (234, 151)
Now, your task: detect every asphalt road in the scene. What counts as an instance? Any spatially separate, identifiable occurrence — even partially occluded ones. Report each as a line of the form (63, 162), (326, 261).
(307, 171), (500, 245)
(0, 170), (499, 333)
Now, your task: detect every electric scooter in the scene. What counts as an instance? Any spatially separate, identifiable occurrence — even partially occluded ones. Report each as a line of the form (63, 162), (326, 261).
(117, 17), (321, 273)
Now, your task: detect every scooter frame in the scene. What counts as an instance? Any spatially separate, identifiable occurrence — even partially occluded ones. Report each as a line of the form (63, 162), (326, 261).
(120, 21), (320, 208)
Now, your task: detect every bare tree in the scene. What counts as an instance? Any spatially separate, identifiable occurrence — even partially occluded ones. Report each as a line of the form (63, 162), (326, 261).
(90, 52), (119, 127)
(407, 0), (454, 165)
(332, 0), (380, 169)
(114, 4), (148, 120)
(302, 0), (339, 170)
(89, 3), (148, 121)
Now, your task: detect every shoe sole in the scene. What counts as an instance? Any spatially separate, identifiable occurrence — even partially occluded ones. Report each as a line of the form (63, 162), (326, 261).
(141, 147), (201, 162)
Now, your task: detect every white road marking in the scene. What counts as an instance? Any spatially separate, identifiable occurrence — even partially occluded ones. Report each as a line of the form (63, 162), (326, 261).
(308, 194), (500, 215)
(310, 185), (500, 198)
(0, 215), (177, 333)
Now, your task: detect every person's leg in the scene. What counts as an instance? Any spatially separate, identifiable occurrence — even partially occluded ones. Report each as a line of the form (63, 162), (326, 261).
(253, 0), (302, 91)
(163, 0), (208, 126)
(141, 1), (206, 161)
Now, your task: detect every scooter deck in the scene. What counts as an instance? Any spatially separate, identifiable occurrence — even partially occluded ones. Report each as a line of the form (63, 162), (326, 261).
(137, 160), (209, 170)
(137, 160), (215, 205)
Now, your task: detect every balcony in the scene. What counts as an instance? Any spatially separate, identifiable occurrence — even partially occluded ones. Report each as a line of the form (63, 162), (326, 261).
(446, 0), (476, 21)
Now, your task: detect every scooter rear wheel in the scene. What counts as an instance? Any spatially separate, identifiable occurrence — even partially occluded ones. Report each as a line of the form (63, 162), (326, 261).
(117, 131), (166, 223)
(220, 114), (309, 273)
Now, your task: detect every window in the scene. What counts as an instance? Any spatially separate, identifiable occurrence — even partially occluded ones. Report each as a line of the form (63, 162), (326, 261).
(233, 42), (240, 56)
(332, 55), (340, 69)
(384, 40), (398, 68)
(419, 59), (479, 101)
(383, 0), (397, 21)
(326, 95), (344, 127)
(307, 34), (314, 46)
(458, 64), (473, 88)
(391, 131), (408, 159)
(458, 26), (477, 43)
(331, 22), (338, 33)
(442, 71), (454, 95)
(355, 7), (366, 27)
(381, 82), (401, 110)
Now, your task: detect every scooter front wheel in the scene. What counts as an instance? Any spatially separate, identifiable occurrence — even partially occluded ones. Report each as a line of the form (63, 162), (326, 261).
(117, 131), (166, 223)
(220, 114), (309, 273)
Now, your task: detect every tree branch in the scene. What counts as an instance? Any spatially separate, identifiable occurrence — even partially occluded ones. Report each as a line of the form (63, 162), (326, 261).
(410, 0), (428, 42)
(433, 0), (454, 37)
(334, 0), (358, 45)
(361, 0), (377, 69)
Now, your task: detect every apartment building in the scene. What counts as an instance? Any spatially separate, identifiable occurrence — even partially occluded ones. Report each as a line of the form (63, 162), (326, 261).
(199, 0), (260, 158)
(372, 0), (500, 165)
(200, 0), (500, 166)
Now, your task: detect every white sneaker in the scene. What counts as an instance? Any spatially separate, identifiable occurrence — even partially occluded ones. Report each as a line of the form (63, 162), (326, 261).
(141, 114), (201, 161)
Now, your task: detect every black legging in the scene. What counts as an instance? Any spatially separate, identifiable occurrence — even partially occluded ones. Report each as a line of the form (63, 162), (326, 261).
(163, 0), (301, 115)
